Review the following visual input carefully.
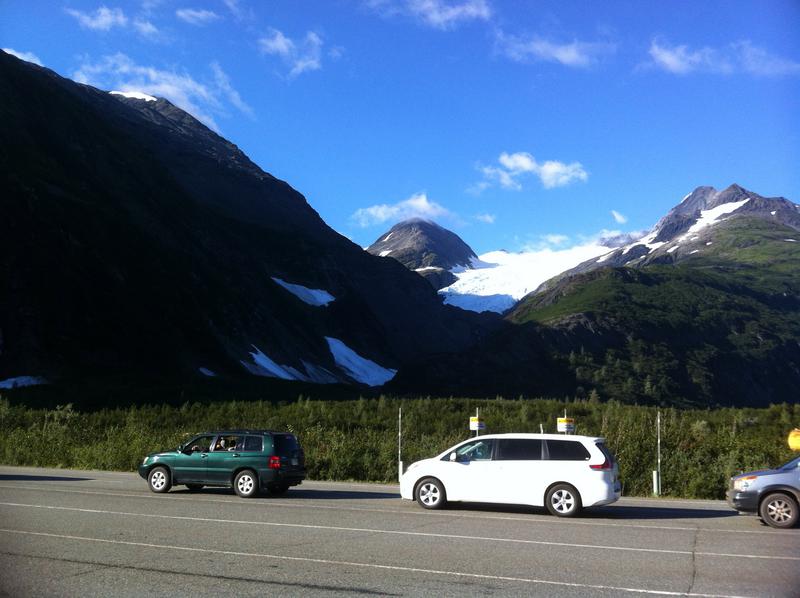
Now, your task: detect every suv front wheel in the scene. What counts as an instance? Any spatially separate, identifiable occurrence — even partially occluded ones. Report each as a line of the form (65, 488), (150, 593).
(759, 492), (798, 529)
(234, 470), (259, 498)
(148, 466), (172, 494)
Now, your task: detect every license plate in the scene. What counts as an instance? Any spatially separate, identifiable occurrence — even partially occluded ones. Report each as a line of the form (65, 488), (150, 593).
(291, 458), (298, 466)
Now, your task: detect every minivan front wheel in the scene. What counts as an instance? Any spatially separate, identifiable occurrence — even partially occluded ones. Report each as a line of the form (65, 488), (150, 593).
(759, 493), (798, 529)
(234, 470), (259, 498)
(416, 477), (446, 509)
(546, 484), (582, 517)
(148, 466), (172, 494)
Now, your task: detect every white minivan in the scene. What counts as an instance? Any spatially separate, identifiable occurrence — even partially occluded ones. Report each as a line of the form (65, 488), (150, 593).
(400, 433), (621, 516)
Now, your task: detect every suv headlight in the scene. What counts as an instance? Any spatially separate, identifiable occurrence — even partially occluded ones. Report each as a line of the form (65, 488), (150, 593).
(734, 476), (757, 491)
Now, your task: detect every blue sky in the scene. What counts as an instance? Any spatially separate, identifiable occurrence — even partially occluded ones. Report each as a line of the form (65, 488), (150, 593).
(2, 0), (799, 253)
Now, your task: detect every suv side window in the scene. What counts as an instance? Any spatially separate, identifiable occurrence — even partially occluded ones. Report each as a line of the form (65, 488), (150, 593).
(496, 439), (543, 460)
(212, 435), (242, 451)
(451, 439), (495, 461)
(186, 435), (215, 453)
(546, 440), (590, 461)
(243, 435), (263, 452)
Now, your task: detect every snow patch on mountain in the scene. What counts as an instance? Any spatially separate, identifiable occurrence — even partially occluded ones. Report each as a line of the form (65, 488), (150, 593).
(272, 277), (334, 307)
(198, 367), (217, 377)
(440, 242), (612, 313)
(242, 346), (304, 381)
(0, 375), (48, 389)
(325, 337), (397, 386)
(680, 198), (750, 240)
(110, 90), (157, 102)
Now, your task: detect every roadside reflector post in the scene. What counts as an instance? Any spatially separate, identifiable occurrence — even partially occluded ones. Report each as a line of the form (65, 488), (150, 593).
(398, 407), (403, 481)
(469, 408), (485, 437)
(653, 470), (660, 496)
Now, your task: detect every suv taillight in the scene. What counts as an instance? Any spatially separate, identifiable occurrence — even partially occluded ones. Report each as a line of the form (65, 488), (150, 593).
(268, 456), (281, 470)
(590, 458), (611, 470)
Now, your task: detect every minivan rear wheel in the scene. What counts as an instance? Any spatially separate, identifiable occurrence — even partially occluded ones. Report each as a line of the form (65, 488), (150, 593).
(546, 484), (582, 517)
(234, 470), (259, 498)
(416, 477), (446, 509)
(759, 493), (798, 529)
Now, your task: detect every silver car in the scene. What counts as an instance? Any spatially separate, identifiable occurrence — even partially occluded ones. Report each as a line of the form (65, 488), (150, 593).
(726, 455), (800, 528)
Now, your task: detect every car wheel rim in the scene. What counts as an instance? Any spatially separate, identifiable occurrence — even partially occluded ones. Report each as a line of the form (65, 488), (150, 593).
(151, 471), (166, 490)
(552, 490), (575, 513)
(238, 475), (254, 495)
(767, 499), (792, 523)
(419, 483), (440, 506)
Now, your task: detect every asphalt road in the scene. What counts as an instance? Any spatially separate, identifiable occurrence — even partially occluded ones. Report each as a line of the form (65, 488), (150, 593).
(0, 466), (798, 597)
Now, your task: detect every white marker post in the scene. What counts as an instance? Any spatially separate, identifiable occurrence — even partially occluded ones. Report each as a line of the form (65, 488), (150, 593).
(398, 407), (403, 481)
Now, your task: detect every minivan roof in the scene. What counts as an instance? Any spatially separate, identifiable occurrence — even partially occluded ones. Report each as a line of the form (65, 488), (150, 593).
(194, 430), (294, 436)
(464, 433), (605, 442)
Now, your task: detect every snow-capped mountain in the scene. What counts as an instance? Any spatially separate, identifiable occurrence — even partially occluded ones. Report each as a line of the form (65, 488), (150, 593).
(367, 218), (479, 289)
(545, 184), (800, 288)
(0, 50), (495, 391)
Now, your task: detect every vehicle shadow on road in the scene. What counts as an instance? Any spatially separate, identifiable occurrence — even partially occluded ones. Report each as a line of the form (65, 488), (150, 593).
(590, 505), (738, 520)
(283, 488), (397, 500)
(0, 474), (94, 482)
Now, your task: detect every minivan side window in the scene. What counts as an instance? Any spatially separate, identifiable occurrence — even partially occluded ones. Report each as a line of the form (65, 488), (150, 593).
(496, 439), (543, 460)
(546, 440), (590, 461)
(452, 439), (494, 461)
(244, 436), (263, 452)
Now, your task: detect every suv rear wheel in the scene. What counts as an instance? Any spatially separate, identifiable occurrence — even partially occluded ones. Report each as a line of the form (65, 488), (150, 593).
(546, 484), (582, 517)
(759, 493), (798, 529)
(234, 470), (259, 498)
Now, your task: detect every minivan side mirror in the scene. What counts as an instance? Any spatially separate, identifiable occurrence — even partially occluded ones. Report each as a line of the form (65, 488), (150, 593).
(449, 452), (457, 461)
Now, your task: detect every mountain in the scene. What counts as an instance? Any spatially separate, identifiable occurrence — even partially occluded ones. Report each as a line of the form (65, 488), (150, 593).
(539, 184), (800, 288)
(366, 219), (478, 289)
(369, 219), (625, 312)
(389, 184), (800, 407)
(0, 51), (497, 393)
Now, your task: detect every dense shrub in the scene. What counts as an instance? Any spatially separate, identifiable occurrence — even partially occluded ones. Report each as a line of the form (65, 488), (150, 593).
(0, 396), (796, 499)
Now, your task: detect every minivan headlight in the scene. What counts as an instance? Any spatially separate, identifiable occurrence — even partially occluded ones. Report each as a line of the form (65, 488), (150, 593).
(734, 476), (757, 491)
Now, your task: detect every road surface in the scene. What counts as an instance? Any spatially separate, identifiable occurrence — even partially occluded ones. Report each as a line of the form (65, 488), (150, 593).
(0, 465), (798, 597)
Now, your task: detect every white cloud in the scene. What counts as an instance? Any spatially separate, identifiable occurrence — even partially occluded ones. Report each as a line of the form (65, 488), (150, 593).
(210, 61), (253, 118)
(351, 192), (452, 227)
(73, 54), (252, 131)
(259, 29), (323, 78)
(611, 210), (627, 224)
(66, 6), (128, 31)
(475, 213), (495, 224)
(407, 0), (491, 30)
(3, 48), (43, 66)
(497, 31), (615, 68)
(367, 0), (490, 30)
(132, 18), (159, 37)
(647, 38), (800, 77)
(477, 151), (588, 191)
(176, 8), (220, 25)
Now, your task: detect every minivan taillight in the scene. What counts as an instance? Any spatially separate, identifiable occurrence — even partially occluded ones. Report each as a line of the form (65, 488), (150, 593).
(590, 458), (611, 470)
(268, 456), (281, 470)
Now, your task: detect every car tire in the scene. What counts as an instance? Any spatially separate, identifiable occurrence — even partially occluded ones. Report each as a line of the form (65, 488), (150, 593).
(268, 483), (290, 495)
(185, 484), (204, 491)
(234, 470), (259, 498)
(415, 477), (446, 509)
(759, 492), (799, 529)
(545, 484), (582, 517)
(148, 466), (172, 494)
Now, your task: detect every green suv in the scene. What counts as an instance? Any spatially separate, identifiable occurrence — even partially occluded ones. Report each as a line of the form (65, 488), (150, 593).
(138, 430), (306, 498)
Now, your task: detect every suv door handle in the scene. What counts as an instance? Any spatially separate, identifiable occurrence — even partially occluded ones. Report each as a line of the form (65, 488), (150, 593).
(231, 453), (240, 457)
(201, 454), (208, 459)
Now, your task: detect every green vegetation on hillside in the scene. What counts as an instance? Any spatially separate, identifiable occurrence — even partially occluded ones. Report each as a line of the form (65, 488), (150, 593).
(1, 396), (796, 499)
(507, 221), (800, 407)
